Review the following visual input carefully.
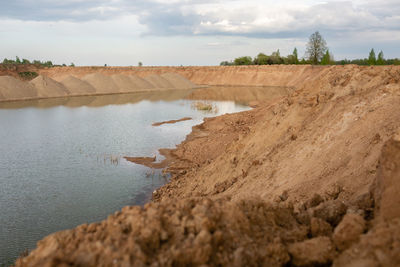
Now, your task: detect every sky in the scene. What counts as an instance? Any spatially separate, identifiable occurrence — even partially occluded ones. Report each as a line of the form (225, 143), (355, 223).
(0, 0), (399, 66)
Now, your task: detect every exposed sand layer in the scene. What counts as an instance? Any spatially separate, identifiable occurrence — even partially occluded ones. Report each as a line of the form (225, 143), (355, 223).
(152, 117), (192, 126)
(14, 65), (400, 266)
(60, 75), (96, 95)
(144, 74), (175, 89)
(30, 75), (70, 97)
(0, 76), (37, 100)
(82, 73), (121, 94)
(161, 73), (197, 89)
(0, 72), (199, 102)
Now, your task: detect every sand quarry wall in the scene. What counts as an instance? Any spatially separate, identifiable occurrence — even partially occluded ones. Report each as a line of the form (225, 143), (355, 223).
(38, 65), (380, 88)
(15, 65), (400, 266)
(0, 71), (198, 101)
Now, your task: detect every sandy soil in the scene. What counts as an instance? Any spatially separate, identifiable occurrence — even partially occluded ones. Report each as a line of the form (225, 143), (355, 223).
(152, 117), (192, 126)
(13, 65), (400, 266)
(0, 76), (38, 100)
(0, 72), (198, 102)
(61, 75), (96, 95)
(30, 75), (70, 97)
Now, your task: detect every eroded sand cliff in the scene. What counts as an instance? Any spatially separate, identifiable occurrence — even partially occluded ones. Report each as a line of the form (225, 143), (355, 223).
(12, 65), (400, 266)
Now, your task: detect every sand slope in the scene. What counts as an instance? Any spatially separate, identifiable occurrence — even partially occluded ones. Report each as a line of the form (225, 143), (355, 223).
(82, 73), (120, 94)
(30, 75), (69, 97)
(144, 74), (175, 89)
(129, 75), (155, 90)
(61, 75), (96, 95)
(161, 73), (197, 89)
(0, 76), (38, 100)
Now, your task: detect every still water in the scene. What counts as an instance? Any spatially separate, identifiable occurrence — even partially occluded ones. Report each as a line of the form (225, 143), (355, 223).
(0, 91), (249, 265)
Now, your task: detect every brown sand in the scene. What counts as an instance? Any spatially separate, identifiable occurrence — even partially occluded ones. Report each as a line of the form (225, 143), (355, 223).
(30, 75), (70, 97)
(161, 72), (197, 89)
(13, 65), (400, 266)
(60, 75), (96, 95)
(152, 117), (192, 126)
(111, 74), (138, 93)
(144, 74), (175, 89)
(0, 76), (38, 100)
(124, 156), (156, 165)
(187, 85), (294, 104)
(129, 75), (155, 90)
(0, 72), (198, 101)
(82, 73), (121, 94)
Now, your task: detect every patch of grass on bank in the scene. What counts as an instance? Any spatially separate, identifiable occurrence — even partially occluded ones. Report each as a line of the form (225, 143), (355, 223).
(18, 71), (38, 80)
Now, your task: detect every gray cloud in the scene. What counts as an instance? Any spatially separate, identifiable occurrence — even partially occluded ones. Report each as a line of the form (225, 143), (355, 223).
(0, 0), (399, 39)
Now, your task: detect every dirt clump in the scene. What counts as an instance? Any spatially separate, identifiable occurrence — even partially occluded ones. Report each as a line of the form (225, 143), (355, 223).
(333, 213), (366, 251)
(288, 236), (336, 266)
(310, 217), (333, 237)
(16, 198), (309, 266)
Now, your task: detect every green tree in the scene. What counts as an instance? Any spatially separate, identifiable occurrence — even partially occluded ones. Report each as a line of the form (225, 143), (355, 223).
(368, 49), (376, 65)
(22, 58), (31, 64)
(234, 56), (253, 65)
(220, 61), (233, 66)
(138, 61), (143, 67)
(306, 31), (327, 64)
(270, 49), (283, 64)
(377, 51), (385, 65)
(15, 56), (21, 64)
(293, 48), (299, 64)
(254, 53), (269, 65)
(70, 62), (75, 67)
(321, 50), (334, 65)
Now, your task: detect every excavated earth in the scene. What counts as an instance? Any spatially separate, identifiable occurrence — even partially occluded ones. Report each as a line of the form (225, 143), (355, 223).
(10, 65), (400, 266)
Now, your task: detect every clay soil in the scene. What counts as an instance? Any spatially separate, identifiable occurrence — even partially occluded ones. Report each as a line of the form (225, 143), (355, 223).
(14, 65), (400, 267)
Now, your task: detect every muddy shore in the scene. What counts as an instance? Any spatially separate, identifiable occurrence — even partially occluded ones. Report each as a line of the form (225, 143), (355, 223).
(13, 65), (400, 266)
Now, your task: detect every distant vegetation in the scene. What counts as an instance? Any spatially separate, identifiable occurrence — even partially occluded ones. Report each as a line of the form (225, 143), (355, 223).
(221, 31), (400, 66)
(1, 57), (75, 68)
(18, 71), (38, 80)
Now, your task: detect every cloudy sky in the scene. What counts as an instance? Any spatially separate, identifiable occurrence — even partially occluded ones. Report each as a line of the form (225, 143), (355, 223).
(0, 0), (399, 66)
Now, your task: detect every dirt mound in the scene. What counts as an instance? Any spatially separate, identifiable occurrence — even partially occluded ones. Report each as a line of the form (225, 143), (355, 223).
(30, 75), (69, 97)
(15, 198), (308, 266)
(129, 75), (155, 90)
(111, 74), (138, 93)
(60, 75), (96, 95)
(144, 74), (175, 89)
(82, 73), (120, 94)
(0, 75), (38, 100)
(161, 72), (197, 89)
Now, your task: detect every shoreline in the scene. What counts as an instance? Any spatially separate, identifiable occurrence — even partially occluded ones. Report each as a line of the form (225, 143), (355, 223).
(14, 65), (400, 266)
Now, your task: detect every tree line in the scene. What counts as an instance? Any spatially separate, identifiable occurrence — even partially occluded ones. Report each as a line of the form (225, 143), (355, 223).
(1, 57), (75, 67)
(221, 31), (400, 66)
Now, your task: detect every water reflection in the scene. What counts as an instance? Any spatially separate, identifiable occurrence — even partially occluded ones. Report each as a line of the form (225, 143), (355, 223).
(0, 89), (194, 109)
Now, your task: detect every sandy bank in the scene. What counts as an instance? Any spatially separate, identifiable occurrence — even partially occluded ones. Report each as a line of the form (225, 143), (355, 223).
(152, 117), (192, 126)
(0, 72), (199, 102)
(15, 65), (400, 266)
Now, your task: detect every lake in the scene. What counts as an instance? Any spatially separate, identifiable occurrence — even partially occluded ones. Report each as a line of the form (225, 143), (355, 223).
(0, 91), (250, 265)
